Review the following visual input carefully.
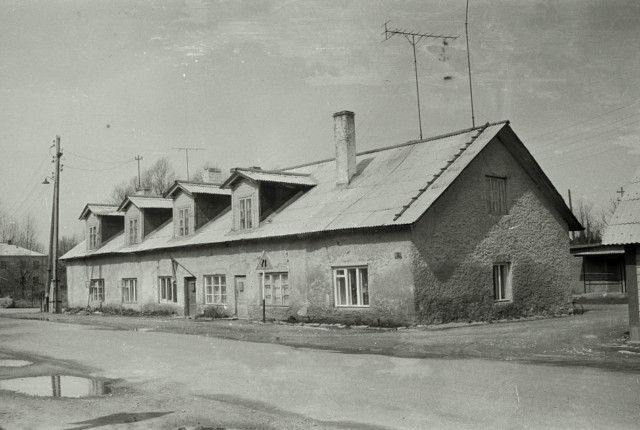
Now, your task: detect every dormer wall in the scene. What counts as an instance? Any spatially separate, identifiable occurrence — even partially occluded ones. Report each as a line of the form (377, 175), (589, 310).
(231, 179), (259, 231)
(173, 190), (196, 237)
(125, 205), (142, 245)
(194, 194), (231, 230)
(86, 213), (100, 250)
(144, 208), (172, 237)
(101, 216), (124, 244)
(259, 183), (300, 222)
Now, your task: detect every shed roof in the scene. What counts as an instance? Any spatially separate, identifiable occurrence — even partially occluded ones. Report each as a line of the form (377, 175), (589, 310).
(117, 196), (173, 212)
(0, 243), (46, 257)
(602, 178), (640, 245)
(221, 168), (317, 189)
(165, 181), (231, 198)
(78, 203), (122, 220)
(62, 121), (580, 260)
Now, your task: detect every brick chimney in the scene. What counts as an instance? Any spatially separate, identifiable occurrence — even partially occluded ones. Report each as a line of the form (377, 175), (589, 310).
(205, 167), (222, 184)
(334, 110), (356, 185)
(135, 187), (152, 196)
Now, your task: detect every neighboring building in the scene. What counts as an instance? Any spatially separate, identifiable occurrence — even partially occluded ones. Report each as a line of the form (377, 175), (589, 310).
(602, 178), (640, 341)
(570, 244), (626, 295)
(0, 242), (47, 302)
(62, 112), (582, 325)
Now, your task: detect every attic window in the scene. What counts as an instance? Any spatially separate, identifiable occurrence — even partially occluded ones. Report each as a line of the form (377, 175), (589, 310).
(178, 208), (190, 236)
(88, 226), (98, 249)
(128, 218), (138, 244)
(239, 197), (253, 229)
(485, 176), (507, 215)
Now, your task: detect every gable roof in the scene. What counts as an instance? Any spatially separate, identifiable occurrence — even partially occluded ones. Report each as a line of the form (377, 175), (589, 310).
(602, 177), (640, 245)
(0, 242), (46, 257)
(117, 196), (173, 212)
(165, 181), (231, 199)
(79, 203), (122, 220)
(221, 168), (317, 189)
(62, 121), (580, 260)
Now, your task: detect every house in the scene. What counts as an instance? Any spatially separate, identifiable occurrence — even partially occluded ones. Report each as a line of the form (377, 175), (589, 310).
(79, 203), (124, 249)
(602, 178), (640, 342)
(61, 111), (582, 325)
(0, 242), (47, 303)
(570, 243), (626, 295)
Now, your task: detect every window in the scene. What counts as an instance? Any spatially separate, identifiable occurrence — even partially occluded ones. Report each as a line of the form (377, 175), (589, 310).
(204, 275), (226, 304)
(33, 260), (40, 269)
(0, 261), (7, 270)
(485, 176), (507, 215)
(129, 218), (138, 244)
(261, 272), (289, 306)
(89, 279), (105, 302)
(159, 276), (177, 303)
(493, 263), (512, 301)
(122, 278), (138, 303)
(239, 197), (253, 229)
(32, 275), (39, 285)
(178, 208), (190, 236)
(89, 226), (98, 248)
(334, 267), (369, 307)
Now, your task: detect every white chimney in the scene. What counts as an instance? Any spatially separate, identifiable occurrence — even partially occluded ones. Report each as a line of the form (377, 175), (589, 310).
(135, 187), (152, 196)
(205, 167), (222, 184)
(334, 110), (356, 185)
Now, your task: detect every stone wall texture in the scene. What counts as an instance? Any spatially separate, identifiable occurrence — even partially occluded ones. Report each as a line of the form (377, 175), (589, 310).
(410, 138), (573, 324)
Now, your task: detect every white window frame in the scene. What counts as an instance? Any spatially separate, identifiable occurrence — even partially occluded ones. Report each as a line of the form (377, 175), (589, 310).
(89, 226), (98, 248)
(129, 218), (139, 244)
(178, 207), (190, 236)
(493, 263), (512, 302)
(239, 197), (253, 229)
(89, 279), (105, 302)
(204, 275), (226, 304)
(122, 278), (138, 303)
(159, 276), (177, 303)
(261, 272), (289, 306)
(485, 176), (507, 215)
(334, 267), (369, 307)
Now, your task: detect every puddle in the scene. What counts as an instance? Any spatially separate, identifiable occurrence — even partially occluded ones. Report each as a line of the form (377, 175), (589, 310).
(130, 327), (153, 332)
(0, 376), (110, 397)
(0, 359), (32, 367)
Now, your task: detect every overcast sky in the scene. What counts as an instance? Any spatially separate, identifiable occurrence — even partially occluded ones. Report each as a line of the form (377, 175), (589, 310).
(1, 0), (639, 246)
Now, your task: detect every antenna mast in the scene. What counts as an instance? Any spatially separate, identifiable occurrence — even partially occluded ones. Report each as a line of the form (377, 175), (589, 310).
(172, 147), (204, 180)
(465, 0), (476, 128)
(383, 21), (458, 140)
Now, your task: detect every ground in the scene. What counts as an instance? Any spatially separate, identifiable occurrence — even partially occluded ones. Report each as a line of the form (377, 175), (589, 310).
(0, 305), (639, 429)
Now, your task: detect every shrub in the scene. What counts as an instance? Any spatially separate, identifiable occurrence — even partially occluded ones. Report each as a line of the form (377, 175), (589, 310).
(201, 305), (230, 319)
(0, 297), (15, 308)
(140, 303), (176, 316)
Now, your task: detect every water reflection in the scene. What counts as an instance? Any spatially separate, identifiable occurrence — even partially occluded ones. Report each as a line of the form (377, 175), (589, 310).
(0, 359), (31, 367)
(0, 376), (109, 397)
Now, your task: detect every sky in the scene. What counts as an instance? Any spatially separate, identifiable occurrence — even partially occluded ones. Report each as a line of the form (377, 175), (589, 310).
(1, 0), (639, 248)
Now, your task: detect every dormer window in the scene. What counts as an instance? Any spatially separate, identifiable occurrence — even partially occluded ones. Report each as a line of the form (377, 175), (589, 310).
(129, 218), (138, 244)
(239, 197), (253, 229)
(88, 226), (98, 249)
(178, 208), (190, 236)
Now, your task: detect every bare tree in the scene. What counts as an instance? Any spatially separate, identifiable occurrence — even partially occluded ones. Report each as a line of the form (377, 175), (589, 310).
(110, 157), (176, 203)
(572, 199), (604, 244)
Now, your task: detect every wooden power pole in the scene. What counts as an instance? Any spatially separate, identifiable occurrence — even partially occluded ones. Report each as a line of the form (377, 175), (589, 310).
(49, 136), (62, 314)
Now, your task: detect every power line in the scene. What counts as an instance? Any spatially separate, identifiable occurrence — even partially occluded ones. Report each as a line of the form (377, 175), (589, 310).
(65, 148), (132, 164)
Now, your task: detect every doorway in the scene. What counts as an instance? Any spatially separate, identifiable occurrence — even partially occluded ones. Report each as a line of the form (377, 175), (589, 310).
(235, 276), (248, 319)
(184, 277), (197, 317)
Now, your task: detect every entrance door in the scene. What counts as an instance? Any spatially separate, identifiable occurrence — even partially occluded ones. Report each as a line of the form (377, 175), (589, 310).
(184, 277), (197, 317)
(235, 276), (248, 319)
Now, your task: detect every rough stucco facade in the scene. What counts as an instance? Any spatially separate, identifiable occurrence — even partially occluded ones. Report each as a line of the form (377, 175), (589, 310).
(410, 138), (572, 324)
(63, 118), (581, 326)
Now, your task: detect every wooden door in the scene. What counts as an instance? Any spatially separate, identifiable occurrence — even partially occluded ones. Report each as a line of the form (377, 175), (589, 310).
(235, 276), (248, 319)
(184, 277), (197, 317)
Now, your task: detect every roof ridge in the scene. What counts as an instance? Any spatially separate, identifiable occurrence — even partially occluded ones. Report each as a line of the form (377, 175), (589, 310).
(128, 195), (171, 200)
(282, 120), (509, 171)
(176, 180), (223, 186)
(87, 203), (119, 207)
(233, 167), (312, 177)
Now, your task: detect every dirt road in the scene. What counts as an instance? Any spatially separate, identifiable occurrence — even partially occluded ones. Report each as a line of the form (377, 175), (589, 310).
(1, 306), (639, 429)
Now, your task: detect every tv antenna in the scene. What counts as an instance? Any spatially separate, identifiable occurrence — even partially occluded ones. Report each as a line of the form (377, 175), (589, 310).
(172, 147), (204, 180)
(465, 0), (476, 128)
(383, 21), (458, 140)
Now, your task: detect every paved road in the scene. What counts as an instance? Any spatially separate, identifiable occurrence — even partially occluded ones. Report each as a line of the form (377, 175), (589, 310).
(0, 317), (639, 429)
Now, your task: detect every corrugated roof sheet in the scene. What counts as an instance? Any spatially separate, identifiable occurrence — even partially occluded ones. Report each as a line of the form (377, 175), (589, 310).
(223, 168), (317, 188)
(165, 181), (231, 198)
(119, 196), (173, 211)
(0, 243), (46, 257)
(602, 179), (640, 245)
(573, 249), (625, 256)
(63, 121), (572, 260)
(79, 204), (122, 219)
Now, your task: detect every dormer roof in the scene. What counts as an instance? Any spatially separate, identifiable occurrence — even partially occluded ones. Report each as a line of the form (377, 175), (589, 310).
(78, 204), (123, 220)
(117, 196), (173, 212)
(221, 168), (317, 189)
(165, 181), (231, 199)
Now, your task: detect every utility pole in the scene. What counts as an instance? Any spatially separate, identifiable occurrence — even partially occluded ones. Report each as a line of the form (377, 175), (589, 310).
(383, 21), (458, 140)
(135, 155), (143, 188)
(172, 147), (204, 180)
(49, 136), (62, 314)
(567, 189), (574, 241)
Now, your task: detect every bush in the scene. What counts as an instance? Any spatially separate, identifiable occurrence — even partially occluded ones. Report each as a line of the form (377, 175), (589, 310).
(0, 297), (15, 308)
(140, 303), (176, 316)
(201, 305), (230, 319)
